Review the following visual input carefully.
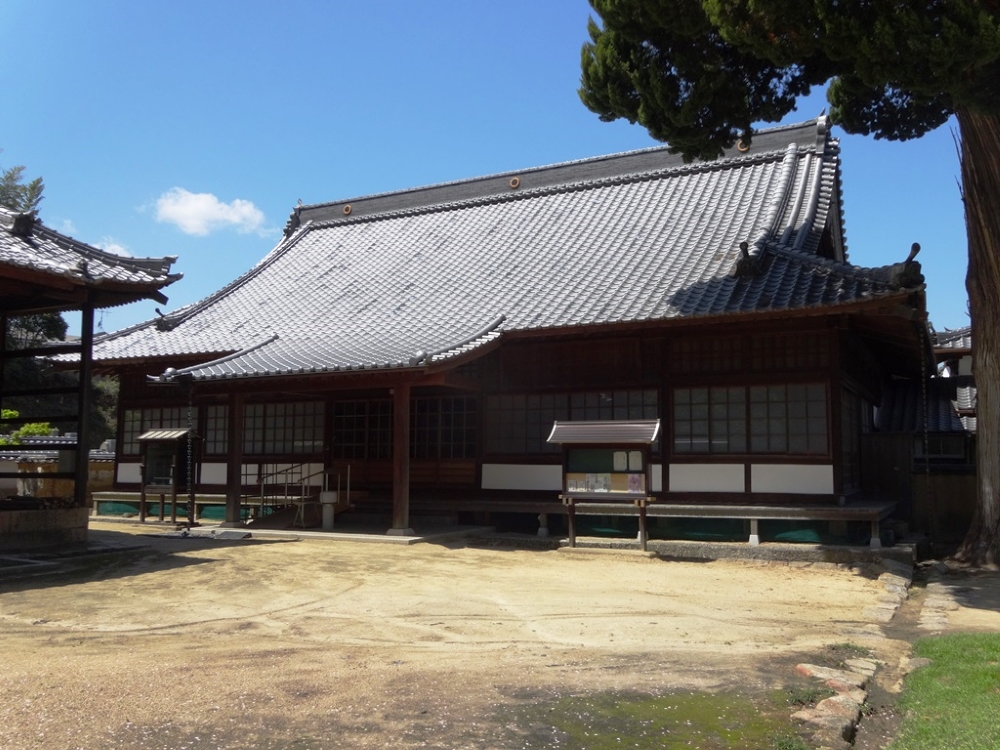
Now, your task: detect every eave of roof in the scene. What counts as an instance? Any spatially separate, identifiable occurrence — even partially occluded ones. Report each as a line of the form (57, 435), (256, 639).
(0, 207), (181, 313)
(547, 419), (661, 445)
(933, 325), (972, 353)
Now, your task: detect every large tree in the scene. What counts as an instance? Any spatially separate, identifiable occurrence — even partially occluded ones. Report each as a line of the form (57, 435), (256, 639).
(580, 0), (1000, 565)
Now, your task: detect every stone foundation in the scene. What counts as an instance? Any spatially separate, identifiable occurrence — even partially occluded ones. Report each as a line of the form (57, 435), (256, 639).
(0, 506), (89, 552)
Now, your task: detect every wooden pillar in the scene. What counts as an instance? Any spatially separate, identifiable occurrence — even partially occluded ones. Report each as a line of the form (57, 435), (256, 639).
(637, 499), (648, 551)
(139, 462), (147, 522)
(223, 392), (244, 526)
(389, 383), (413, 535)
(185, 381), (196, 527)
(74, 302), (94, 509)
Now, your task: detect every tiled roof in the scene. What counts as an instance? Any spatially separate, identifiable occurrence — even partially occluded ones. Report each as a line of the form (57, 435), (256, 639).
(547, 419), (661, 445)
(877, 376), (976, 434)
(934, 326), (972, 352)
(88, 117), (924, 381)
(0, 207), (181, 311)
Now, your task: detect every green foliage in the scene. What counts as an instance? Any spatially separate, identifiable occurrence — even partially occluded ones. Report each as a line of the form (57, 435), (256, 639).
(580, 2), (1000, 564)
(0, 409), (52, 445)
(4, 313), (69, 350)
(784, 685), (834, 706)
(0, 153), (44, 212)
(505, 689), (805, 749)
(580, 1), (1000, 158)
(891, 633), (1000, 749)
(772, 736), (811, 750)
(89, 375), (119, 448)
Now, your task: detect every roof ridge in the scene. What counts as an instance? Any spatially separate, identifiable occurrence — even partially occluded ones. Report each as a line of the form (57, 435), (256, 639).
(298, 118), (827, 213)
(308, 147), (796, 231)
(32, 223), (180, 276)
(0, 207), (178, 277)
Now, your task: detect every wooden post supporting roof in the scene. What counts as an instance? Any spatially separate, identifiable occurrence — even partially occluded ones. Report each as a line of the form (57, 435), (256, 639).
(388, 383), (413, 535)
(222, 392), (244, 526)
(73, 301), (95, 508)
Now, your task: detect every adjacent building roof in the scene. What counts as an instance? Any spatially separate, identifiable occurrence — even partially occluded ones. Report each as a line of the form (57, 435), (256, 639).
(0, 207), (181, 313)
(0, 434), (116, 463)
(934, 325), (972, 353)
(86, 117), (925, 382)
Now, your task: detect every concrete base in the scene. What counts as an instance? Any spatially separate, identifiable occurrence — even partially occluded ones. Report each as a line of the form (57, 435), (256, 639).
(0, 507), (89, 552)
(386, 527), (415, 537)
(562, 536), (916, 566)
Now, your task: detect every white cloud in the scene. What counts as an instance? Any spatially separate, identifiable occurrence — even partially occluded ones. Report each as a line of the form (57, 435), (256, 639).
(58, 219), (78, 236)
(95, 237), (132, 257)
(155, 187), (266, 236)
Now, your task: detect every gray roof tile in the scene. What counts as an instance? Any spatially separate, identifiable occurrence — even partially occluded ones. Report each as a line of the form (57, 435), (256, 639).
(934, 326), (972, 351)
(89, 118), (921, 381)
(0, 207), (181, 310)
(548, 419), (661, 445)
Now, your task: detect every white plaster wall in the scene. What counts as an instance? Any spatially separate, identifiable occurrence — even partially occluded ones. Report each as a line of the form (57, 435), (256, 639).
(200, 463), (227, 484)
(117, 462), (141, 483)
(651, 463), (662, 492)
(481, 464), (562, 491)
(668, 464), (744, 492)
(0, 459), (18, 493)
(751, 464), (833, 494)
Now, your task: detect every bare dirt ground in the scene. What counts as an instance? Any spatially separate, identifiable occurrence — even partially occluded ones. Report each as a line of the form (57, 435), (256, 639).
(1, 522), (997, 750)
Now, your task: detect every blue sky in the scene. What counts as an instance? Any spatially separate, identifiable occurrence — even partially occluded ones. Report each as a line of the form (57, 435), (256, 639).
(0, 0), (969, 336)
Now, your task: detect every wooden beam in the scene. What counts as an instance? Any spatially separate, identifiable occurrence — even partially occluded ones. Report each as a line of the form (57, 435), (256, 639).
(74, 302), (94, 508)
(389, 383), (413, 535)
(223, 392), (244, 526)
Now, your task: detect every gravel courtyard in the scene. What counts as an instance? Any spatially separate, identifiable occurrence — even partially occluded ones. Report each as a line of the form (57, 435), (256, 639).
(1, 521), (990, 750)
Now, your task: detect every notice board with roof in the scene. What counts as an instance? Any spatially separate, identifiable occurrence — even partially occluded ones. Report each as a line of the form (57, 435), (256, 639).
(547, 419), (660, 499)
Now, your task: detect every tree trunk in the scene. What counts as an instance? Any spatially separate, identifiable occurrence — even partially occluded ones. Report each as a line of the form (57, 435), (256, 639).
(956, 108), (1000, 567)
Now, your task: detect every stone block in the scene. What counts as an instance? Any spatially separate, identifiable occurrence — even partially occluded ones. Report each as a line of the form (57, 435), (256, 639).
(879, 558), (914, 578)
(862, 604), (898, 622)
(795, 664), (867, 689)
(844, 658), (879, 676)
(815, 694), (861, 720)
(878, 572), (912, 589)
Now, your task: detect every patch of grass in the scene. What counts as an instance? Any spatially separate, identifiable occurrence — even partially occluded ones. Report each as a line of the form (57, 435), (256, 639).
(830, 642), (874, 659)
(784, 685), (835, 706)
(890, 632), (1000, 750)
(504, 690), (806, 749)
(772, 735), (811, 750)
